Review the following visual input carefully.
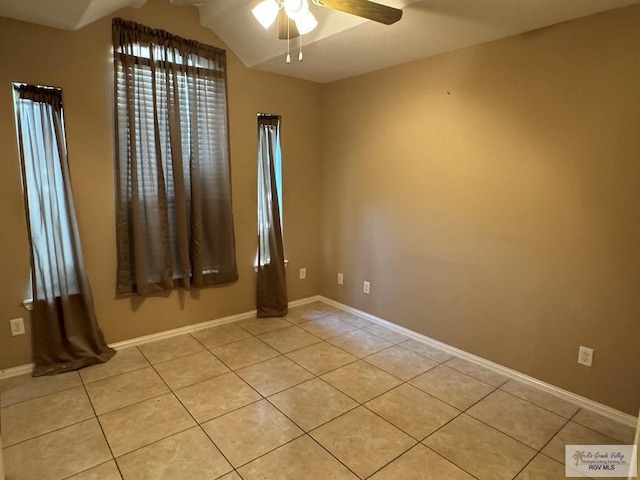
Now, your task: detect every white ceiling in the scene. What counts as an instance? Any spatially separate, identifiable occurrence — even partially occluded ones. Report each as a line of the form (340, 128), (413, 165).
(0, 0), (638, 83)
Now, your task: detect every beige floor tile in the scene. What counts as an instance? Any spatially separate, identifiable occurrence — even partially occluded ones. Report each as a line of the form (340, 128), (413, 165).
(66, 461), (122, 480)
(99, 393), (196, 457)
(85, 367), (169, 415)
(363, 324), (410, 344)
(175, 372), (261, 423)
(218, 472), (243, 480)
(410, 365), (494, 410)
(202, 399), (303, 467)
(311, 406), (416, 478)
(0, 370), (81, 407)
(210, 337), (279, 370)
(369, 444), (475, 480)
(288, 305), (328, 321)
(138, 334), (205, 364)
(424, 414), (536, 480)
(80, 348), (149, 384)
(467, 390), (566, 449)
(3, 418), (112, 480)
(297, 316), (357, 340)
(400, 340), (453, 363)
(1, 386), (94, 446)
(235, 356), (314, 396)
(191, 323), (252, 348)
(514, 454), (587, 480)
(364, 345), (437, 381)
(331, 311), (373, 328)
(500, 380), (580, 418)
(572, 408), (636, 443)
(310, 302), (344, 315)
(236, 317), (292, 335)
(238, 435), (358, 480)
(257, 326), (322, 353)
(286, 341), (357, 375)
(541, 421), (623, 463)
(283, 310), (312, 324)
(322, 360), (401, 403)
(117, 426), (232, 479)
(269, 378), (358, 431)
(328, 330), (393, 358)
(444, 357), (509, 387)
(365, 384), (460, 440)
(154, 351), (230, 390)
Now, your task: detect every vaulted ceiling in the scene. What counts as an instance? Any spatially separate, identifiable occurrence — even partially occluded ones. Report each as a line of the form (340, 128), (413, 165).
(0, 0), (638, 83)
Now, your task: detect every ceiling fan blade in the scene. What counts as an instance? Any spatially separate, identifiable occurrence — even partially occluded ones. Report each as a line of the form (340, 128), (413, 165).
(169, 0), (203, 5)
(315, 0), (402, 25)
(278, 8), (300, 40)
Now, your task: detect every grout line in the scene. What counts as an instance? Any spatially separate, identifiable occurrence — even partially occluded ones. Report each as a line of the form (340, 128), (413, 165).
(2, 302), (632, 480)
(1, 416), (97, 450)
(133, 344), (239, 473)
(304, 433), (364, 479)
(322, 297), (637, 428)
(497, 386), (580, 420)
(422, 444), (483, 480)
(458, 411), (543, 452)
(511, 411), (577, 479)
(0, 375), (83, 410)
(78, 374), (124, 479)
(59, 459), (120, 480)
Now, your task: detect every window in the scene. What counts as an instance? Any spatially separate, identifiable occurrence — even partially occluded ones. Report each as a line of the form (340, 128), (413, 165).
(257, 114), (284, 267)
(113, 18), (238, 295)
(13, 84), (78, 299)
(256, 114), (288, 317)
(13, 83), (115, 375)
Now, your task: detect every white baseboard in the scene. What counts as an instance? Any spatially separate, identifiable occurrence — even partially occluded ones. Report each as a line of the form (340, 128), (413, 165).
(111, 295), (321, 350)
(318, 296), (638, 428)
(0, 296), (322, 380)
(1, 294), (636, 430)
(0, 363), (33, 379)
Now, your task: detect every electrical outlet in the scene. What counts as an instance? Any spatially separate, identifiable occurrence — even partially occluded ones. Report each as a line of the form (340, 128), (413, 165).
(578, 346), (594, 367)
(10, 318), (25, 336)
(337, 273), (343, 285)
(299, 268), (306, 280)
(363, 281), (370, 294)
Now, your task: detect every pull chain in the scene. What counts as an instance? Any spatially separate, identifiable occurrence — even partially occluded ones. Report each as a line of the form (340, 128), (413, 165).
(286, 19), (291, 63)
(298, 34), (303, 61)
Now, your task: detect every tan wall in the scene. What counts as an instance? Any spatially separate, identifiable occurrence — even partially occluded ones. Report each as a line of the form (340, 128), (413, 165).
(320, 6), (640, 415)
(1, 0), (638, 416)
(0, 0), (323, 370)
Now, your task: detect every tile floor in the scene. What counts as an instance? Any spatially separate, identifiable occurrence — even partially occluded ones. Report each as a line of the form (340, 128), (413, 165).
(0, 301), (636, 480)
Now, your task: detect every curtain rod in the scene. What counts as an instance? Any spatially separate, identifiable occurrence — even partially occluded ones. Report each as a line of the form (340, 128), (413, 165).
(257, 113), (281, 119)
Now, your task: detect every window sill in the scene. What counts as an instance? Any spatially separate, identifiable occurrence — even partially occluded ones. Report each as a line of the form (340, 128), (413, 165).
(254, 259), (289, 273)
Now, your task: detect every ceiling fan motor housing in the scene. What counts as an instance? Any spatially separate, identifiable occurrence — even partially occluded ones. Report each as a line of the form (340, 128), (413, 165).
(283, 0), (310, 21)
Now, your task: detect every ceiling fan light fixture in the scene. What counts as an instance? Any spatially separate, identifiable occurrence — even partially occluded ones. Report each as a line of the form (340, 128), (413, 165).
(283, 0), (309, 21)
(295, 10), (317, 35)
(252, 0), (280, 29)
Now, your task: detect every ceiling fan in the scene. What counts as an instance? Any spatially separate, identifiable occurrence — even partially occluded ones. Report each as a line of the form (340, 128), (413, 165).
(252, 0), (403, 41)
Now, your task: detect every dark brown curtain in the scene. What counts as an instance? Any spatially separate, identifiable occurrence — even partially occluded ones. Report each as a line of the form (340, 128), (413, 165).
(113, 18), (238, 295)
(256, 115), (288, 317)
(14, 84), (115, 376)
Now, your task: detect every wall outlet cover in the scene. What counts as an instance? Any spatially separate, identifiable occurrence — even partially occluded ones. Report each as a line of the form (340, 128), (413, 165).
(10, 318), (25, 336)
(578, 345), (594, 367)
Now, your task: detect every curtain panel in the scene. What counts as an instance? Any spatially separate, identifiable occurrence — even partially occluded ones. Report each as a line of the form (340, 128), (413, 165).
(14, 84), (115, 375)
(113, 18), (238, 295)
(256, 115), (288, 317)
